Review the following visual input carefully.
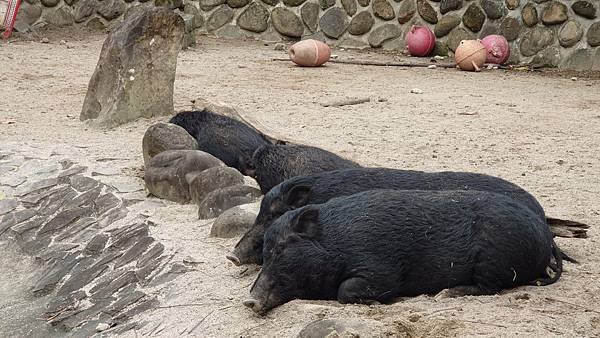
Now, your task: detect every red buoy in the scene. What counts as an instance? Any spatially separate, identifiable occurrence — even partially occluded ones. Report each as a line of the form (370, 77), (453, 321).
(288, 39), (331, 67)
(406, 25), (436, 57)
(480, 34), (510, 65)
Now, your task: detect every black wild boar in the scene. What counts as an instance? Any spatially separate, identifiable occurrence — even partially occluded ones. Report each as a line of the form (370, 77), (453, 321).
(228, 168), (583, 266)
(250, 144), (360, 194)
(169, 110), (270, 175)
(243, 189), (560, 315)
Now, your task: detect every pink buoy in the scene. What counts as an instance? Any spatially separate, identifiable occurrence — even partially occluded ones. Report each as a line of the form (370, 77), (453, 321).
(406, 25), (436, 57)
(288, 39), (331, 67)
(480, 34), (510, 64)
(455, 39), (487, 72)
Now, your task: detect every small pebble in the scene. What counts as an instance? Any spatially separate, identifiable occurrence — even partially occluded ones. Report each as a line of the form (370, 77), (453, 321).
(571, 77), (578, 81)
(96, 323), (110, 332)
(237, 65), (247, 68)
(60, 40), (66, 45)
(427, 65), (437, 69)
(377, 97), (388, 102)
(273, 43), (285, 51)
(41, 37), (49, 43)
(433, 55), (445, 60)
(331, 54), (338, 59)
(410, 88), (423, 94)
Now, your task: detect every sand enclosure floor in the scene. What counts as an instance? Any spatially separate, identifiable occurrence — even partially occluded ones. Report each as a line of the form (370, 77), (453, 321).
(1, 30), (600, 336)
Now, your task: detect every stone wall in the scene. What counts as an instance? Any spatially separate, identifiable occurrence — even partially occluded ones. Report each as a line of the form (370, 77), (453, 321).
(14, 0), (600, 70)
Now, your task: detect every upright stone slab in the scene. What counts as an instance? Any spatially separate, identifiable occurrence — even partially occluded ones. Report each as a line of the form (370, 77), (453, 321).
(80, 7), (185, 128)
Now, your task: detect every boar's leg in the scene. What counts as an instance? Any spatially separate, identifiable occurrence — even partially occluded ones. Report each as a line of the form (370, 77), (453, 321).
(337, 277), (388, 305)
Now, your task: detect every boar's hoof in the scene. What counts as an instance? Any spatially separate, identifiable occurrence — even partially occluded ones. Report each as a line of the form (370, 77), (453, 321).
(226, 254), (241, 266)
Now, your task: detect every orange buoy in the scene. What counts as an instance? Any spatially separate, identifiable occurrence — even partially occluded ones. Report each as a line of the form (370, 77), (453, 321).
(288, 39), (331, 67)
(455, 39), (487, 72)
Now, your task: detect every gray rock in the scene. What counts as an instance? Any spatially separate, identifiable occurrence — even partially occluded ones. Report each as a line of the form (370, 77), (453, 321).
(210, 206), (256, 238)
(593, 49), (600, 71)
(43, 5), (75, 27)
(320, 7), (348, 39)
(57, 165), (87, 180)
(227, 0), (250, 7)
(56, 261), (108, 297)
(70, 175), (98, 192)
(373, 0), (395, 20)
(32, 252), (81, 295)
(91, 270), (138, 299)
(463, 3), (485, 32)
(417, 0), (437, 23)
(368, 24), (401, 47)
(206, 5), (234, 31)
(261, 0), (279, 5)
(572, 1), (596, 19)
(200, 0), (226, 10)
(357, 0), (368, 6)
(499, 16), (521, 41)
(435, 14), (460, 38)
(94, 193), (121, 215)
(114, 236), (155, 268)
(559, 20), (583, 47)
(184, 1), (200, 15)
(520, 26), (554, 56)
(39, 187), (78, 216)
(440, 0), (462, 15)
(136, 242), (165, 268)
(431, 41), (449, 56)
(505, 0), (518, 10)
(188, 166), (245, 204)
(41, 0), (59, 6)
(0, 209), (36, 236)
(142, 122), (198, 166)
(84, 233), (109, 256)
(397, 0), (416, 24)
(337, 37), (370, 49)
(97, 206), (128, 228)
(197, 185), (262, 219)
(283, 0), (306, 6)
(38, 206), (94, 235)
(382, 37), (405, 51)
(530, 47), (561, 68)
(0, 199), (17, 216)
(215, 24), (246, 39)
(349, 11), (374, 36)
(104, 291), (146, 316)
(298, 318), (389, 338)
(541, 1), (568, 25)
(522, 3), (538, 27)
(86, 17), (107, 31)
(301, 2), (320, 33)
(341, 0), (357, 16)
(446, 27), (475, 51)
(144, 150), (224, 203)
(15, 177), (58, 197)
(271, 7), (304, 37)
(588, 22), (600, 47)
(80, 7), (185, 127)
(481, 0), (506, 20)
(156, 0), (184, 9)
(561, 48), (593, 70)
(319, 0), (335, 9)
(16, 2), (42, 26)
(302, 30), (328, 41)
(479, 21), (499, 38)
(238, 2), (270, 33)
(54, 217), (97, 242)
(97, 0), (126, 20)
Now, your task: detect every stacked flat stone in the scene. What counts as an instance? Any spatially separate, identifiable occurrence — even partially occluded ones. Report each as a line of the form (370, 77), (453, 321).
(15, 0), (600, 70)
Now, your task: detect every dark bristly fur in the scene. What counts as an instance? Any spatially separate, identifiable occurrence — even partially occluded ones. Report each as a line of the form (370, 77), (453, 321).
(232, 167), (579, 266)
(169, 110), (270, 174)
(246, 190), (556, 315)
(251, 144), (361, 194)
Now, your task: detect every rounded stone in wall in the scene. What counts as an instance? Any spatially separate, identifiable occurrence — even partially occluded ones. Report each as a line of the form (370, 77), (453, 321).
(479, 21), (499, 38)
(373, 0), (395, 21)
(320, 7), (348, 38)
(320, 0), (335, 10)
(283, 0), (307, 7)
(261, 0), (279, 4)
(434, 14), (460, 38)
(200, 0), (227, 10)
(530, 47), (561, 68)
(237, 2), (269, 33)
(593, 49), (600, 71)
(541, 1), (568, 25)
(97, 0), (126, 20)
(184, 2), (199, 15)
(43, 6), (75, 26)
(301, 2), (319, 32)
(519, 26), (554, 56)
(572, 1), (597, 20)
(499, 16), (520, 41)
(558, 20), (582, 48)
(588, 22), (600, 47)
(505, 0), (519, 10)
(348, 11), (374, 35)
(341, 0), (357, 16)
(271, 7), (304, 37)
(16, 2), (42, 25)
(431, 41), (449, 56)
(462, 3), (485, 32)
(440, 0), (462, 15)
(397, 0), (416, 24)
(228, 0), (250, 8)
(481, 0), (507, 20)
(206, 5), (234, 31)
(417, 0), (437, 24)
(446, 26), (475, 51)
(368, 23), (400, 47)
(561, 48), (593, 71)
(86, 17), (107, 30)
(357, 0), (369, 6)
(521, 3), (538, 27)
(41, 0), (59, 7)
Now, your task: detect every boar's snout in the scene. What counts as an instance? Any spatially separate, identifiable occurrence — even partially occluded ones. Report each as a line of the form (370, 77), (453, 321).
(226, 254), (241, 266)
(243, 299), (266, 315)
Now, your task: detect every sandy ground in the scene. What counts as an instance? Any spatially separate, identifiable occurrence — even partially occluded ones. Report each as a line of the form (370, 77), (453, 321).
(1, 29), (600, 337)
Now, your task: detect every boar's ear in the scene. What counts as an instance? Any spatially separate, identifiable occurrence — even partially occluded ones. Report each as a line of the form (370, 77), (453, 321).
(239, 155), (255, 177)
(290, 208), (320, 239)
(284, 185), (311, 208)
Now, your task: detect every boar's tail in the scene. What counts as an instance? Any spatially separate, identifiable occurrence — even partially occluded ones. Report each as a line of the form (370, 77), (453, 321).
(531, 242), (564, 287)
(547, 217), (589, 239)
